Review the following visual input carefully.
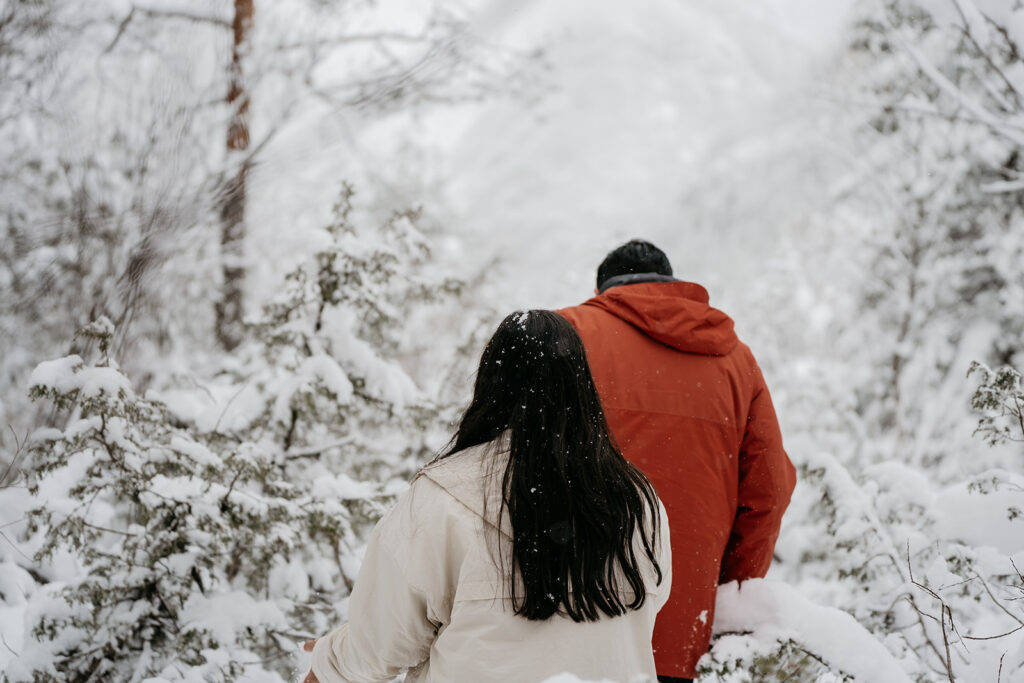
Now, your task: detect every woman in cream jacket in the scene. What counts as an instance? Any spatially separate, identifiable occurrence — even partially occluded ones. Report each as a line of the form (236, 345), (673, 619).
(305, 311), (671, 683)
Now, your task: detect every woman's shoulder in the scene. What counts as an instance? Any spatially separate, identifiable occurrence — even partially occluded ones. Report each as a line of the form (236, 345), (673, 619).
(420, 438), (505, 482)
(414, 438), (510, 534)
(370, 439), (510, 562)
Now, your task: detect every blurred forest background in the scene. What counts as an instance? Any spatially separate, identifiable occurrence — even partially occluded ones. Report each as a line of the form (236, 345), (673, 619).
(1, 0), (1023, 681)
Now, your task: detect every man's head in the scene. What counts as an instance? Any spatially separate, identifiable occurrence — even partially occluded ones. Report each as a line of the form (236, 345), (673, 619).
(596, 239), (673, 292)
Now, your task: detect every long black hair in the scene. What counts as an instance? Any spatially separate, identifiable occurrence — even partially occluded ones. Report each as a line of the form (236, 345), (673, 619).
(440, 310), (662, 622)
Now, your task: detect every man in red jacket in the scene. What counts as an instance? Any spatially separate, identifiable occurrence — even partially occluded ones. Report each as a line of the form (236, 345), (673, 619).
(557, 240), (796, 682)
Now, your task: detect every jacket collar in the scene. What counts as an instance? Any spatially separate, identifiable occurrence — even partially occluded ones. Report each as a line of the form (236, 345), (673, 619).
(597, 272), (678, 294)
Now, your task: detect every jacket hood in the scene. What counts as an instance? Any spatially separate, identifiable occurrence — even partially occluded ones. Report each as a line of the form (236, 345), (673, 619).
(419, 439), (512, 538)
(587, 281), (737, 356)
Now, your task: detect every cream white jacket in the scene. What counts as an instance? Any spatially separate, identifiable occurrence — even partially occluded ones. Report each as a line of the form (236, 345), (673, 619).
(311, 441), (671, 683)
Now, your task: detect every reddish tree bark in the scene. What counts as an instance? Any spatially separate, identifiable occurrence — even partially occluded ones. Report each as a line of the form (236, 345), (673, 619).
(216, 0), (254, 350)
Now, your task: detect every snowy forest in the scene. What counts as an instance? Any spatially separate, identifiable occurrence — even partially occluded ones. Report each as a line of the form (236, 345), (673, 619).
(1, 0), (1023, 681)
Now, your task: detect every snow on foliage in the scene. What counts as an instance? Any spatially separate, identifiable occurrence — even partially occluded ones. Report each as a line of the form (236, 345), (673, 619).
(3, 187), (468, 682)
(719, 2), (1024, 680)
(700, 580), (911, 682)
(4, 0), (1024, 681)
(968, 362), (1024, 447)
(12, 332), (354, 681)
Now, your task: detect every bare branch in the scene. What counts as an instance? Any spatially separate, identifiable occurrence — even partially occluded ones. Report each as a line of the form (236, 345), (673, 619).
(133, 4), (231, 29)
(981, 10), (1024, 65)
(1, 633), (18, 658)
(961, 624), (1024, 641)
(971, 571), (1024, 628)
(0, 530), (33, 563)
(940, 604), (955, 681)
(82, 516), (142, 537)
(285, 440), (355, 460)
(979, 178), (1024, 194)
(269, 32), (427, 53)
(903, 593), (952, 673)
(886, 15), (1024, 147)
(1011, 558), (1024, 584)
(1, 424), (27, 489)
(211, 382), (251, 434)
(103, 3), (231, 56)
(814, 91), (1024, 136)
(906, 543), (958, 681)
(103, 6), (136, 53)
(950, 0), (1024, 109)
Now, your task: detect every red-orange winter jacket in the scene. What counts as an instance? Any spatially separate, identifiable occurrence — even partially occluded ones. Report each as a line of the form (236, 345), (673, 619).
(558, 281), (796, 679)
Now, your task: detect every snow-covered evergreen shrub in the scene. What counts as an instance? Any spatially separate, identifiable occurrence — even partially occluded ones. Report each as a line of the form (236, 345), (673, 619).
(234, 183), (464, 481)
(757, 383), (1024, 683)
(841, 0), (1024, 473)
(968, 361), (1024, 447)
(698, 571), (913, 682)
(8, 190), (470, 681)
(700, 636), (849, 683)
(720, 3), (1024, 680)
(9, 319), (352, 681)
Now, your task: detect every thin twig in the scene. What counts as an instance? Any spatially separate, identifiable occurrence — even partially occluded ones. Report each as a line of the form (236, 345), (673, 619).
(902, 37), (1024, 146)
(212, 381), (250, 434)
(103, 6), (135, 53)
(1, 633), (18, 657)
(906, 543), (957, 679)
(971, 571), (1024, 627)
(0, 530), (32, 562)
(950, 0), (1024, 109)
(80, 520), (139, 537)
(961, 624), (1023, 641)
(1, 424), (27, 488)
(1010, 558), (1024, 583)
(269, 32), (427, 52)
(285, 440), (354, 460)
(133, 5), (231, 29)
(940, 604), (955, 682)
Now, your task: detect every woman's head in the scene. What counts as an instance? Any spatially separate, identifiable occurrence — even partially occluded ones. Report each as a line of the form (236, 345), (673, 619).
(452, 310), (607, 451)
(445, 310), (662, 623)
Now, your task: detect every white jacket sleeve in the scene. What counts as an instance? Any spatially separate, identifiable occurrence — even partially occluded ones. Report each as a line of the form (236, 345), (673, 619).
(654, 499), (672, 611)
(311, 496), (441, 683)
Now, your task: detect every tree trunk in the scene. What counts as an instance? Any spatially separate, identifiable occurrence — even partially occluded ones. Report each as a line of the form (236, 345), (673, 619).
(216, 0), (254, 350)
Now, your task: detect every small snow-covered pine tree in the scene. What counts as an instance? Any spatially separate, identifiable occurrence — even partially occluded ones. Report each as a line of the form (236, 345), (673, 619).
(14, 318), (358, 681)
(10, 187), (470, 682)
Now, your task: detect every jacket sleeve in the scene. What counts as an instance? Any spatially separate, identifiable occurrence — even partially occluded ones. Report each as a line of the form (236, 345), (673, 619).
(311, 490), (440, 683)
(719, 366), (796, 584)
(653, 499), (673, 612)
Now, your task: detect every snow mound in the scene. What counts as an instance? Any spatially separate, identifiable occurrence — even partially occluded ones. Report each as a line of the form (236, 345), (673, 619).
(28, 355), (133, 399)
(709, 579), (912, 682)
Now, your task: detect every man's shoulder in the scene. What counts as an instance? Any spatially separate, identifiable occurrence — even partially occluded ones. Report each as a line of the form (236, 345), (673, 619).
(555, 299), (619, 327)
(554, 300), (592, 319)
(730, 337), (756, 360)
